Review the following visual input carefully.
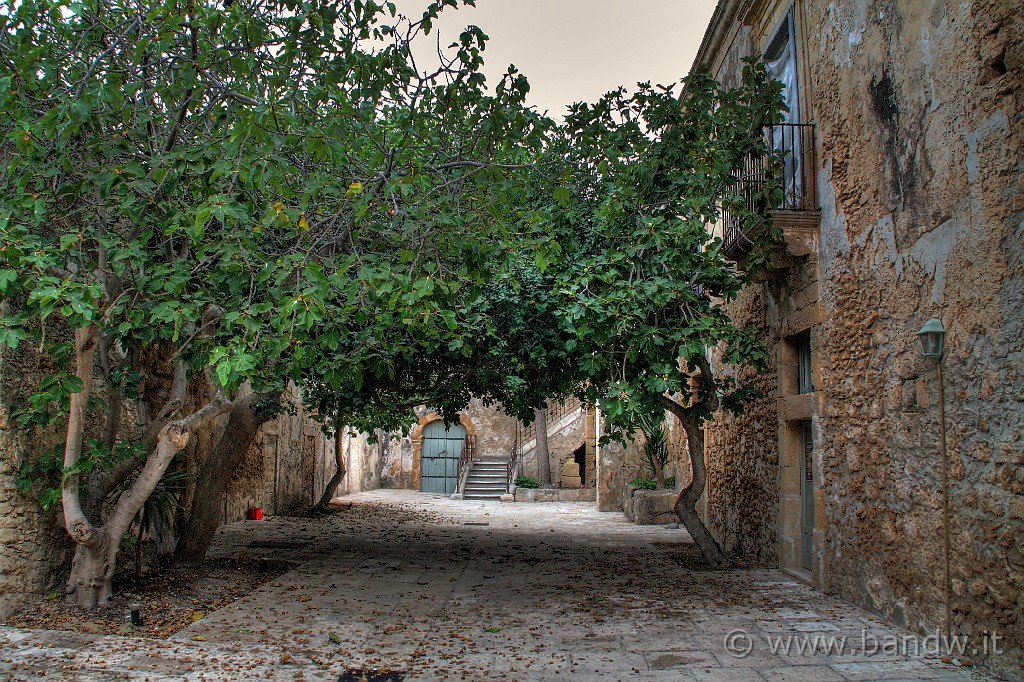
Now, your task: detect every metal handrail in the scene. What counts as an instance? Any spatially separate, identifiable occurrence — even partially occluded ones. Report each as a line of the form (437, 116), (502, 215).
(518, 396), (582, 446)
(456, 435), (477, 493)
(720, 122), (816, 257)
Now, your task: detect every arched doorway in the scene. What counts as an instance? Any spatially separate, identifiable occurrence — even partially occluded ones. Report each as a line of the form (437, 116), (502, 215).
(419, 421), (467, 494)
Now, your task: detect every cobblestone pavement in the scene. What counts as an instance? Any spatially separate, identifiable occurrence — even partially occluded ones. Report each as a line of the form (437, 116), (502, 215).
(0, 490), (997, 681)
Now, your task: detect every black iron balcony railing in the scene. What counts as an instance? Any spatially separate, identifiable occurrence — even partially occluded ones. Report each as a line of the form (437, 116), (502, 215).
(720, 122), (817, 259)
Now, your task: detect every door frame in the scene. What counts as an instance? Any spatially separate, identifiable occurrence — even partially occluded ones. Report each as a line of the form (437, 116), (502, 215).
(411, 412), (476, 491)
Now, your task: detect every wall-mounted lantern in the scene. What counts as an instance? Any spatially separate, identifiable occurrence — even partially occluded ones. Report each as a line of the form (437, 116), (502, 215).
(916, 317), (945, 361)
(917, 314), (950, 644)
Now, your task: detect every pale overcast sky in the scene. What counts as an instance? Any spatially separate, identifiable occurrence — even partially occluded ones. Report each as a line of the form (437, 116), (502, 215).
(394, 0), (719, 120)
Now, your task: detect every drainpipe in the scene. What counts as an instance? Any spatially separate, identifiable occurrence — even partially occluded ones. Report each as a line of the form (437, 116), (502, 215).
(937, 360), (951, 645)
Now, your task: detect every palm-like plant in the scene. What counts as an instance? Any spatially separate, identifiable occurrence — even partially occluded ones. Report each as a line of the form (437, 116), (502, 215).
(639, 416), (670, 489)
(119, 468), (189, 576)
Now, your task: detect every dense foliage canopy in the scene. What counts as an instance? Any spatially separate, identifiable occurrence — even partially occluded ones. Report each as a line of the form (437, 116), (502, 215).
(0, 0), (784, 596)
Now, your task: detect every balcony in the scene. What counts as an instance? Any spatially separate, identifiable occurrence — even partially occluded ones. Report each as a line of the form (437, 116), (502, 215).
(719, 122), (820, 265)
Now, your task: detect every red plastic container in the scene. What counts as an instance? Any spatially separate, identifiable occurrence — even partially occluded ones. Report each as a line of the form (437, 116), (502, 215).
(246, 507), (263, 520)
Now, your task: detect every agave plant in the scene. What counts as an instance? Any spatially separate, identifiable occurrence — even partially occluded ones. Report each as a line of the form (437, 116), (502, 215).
(118, 467), (190, 576)
(639, 415), (670, 489)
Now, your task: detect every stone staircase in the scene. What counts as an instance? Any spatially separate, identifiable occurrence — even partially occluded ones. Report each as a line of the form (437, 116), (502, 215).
(462, 458), (509, 500)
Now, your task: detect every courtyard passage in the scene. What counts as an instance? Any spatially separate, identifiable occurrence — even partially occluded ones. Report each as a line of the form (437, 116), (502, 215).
(0, 491), (991, 681)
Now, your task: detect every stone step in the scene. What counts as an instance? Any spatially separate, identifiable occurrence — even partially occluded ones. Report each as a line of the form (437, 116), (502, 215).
(460, 460), (511, 499)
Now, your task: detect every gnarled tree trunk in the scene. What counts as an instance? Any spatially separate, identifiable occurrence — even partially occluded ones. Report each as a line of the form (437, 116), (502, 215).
(662, 388), (730, 569)
(62, 326), (233, 608)
(534, 406), (551, 488)
(174, 391), (275, 563)
(314, 413), (348, 510)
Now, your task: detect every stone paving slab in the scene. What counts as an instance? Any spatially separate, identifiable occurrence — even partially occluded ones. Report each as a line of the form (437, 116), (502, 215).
(0, 490), (997, 681)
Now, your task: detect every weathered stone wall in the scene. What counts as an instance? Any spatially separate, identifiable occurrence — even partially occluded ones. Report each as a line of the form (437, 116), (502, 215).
(464, 399), (518, 459)
(0, 340), (73, 619)
(806, 0), (1023, 674)
(699, 0), (1023, 675)
(222, 386), (336, 521)
(0, 433), (70, 619)
(705, 285), (783, 564)
(520, 406), (589, 487)
(598, 411), (692, 514)
(338, 429), (383, 496)
(596, 434), (645, 512)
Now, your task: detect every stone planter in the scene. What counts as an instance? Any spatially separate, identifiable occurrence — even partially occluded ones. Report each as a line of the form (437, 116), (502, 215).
(624, 488), (679, 525)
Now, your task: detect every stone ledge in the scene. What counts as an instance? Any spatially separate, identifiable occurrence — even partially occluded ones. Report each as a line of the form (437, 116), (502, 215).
(513, 488), (597, 503)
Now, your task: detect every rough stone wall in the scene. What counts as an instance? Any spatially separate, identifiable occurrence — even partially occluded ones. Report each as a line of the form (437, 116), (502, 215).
(339, 429), (383, 495)
(705, 283), (782, 564)
(597, 437), (644, 512)
(375, 430), (415, 491)
(805, 0), (1023, 673)
(464, 400), (518, 459)
(520, 407), (589, 487)
(0, 432), (70, 619)
(0, 329), (75, 614)
(700, 0), (1023, 674)
(0, 338), (74, 619)
(598, 409), (693, 514)
(222, 387), (334, 520)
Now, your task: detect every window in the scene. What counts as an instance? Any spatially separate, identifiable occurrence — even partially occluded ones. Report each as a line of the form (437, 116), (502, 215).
(765, 11), (805, 206)
(766, 12), (800, 124)
(796, 334), (813, 394)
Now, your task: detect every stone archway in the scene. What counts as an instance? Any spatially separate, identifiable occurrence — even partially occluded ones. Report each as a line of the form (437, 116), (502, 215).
(411, 413), (476, 491)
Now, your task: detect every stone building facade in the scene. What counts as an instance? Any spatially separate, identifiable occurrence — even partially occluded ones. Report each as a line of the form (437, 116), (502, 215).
(373, 398), (597, 495)
(696, 0), (1022, 676)
(218, 385), (341, 522)
(0, 339), (73, 619)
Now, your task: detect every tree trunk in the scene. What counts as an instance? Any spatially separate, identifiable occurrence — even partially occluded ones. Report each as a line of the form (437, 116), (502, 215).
(534, 407), (551, 488)
(653, 448), (666, 489)
(64, 384), (232, 608)
(315, 414), (348, 510)
(663, 395), (730, 569)
(65, 539), (117, 608)
(61, 326), (111, 608)
(174, 392), (274, 563)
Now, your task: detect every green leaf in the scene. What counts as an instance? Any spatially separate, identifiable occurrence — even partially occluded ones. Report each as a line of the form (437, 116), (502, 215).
(0, 269), (18, 293)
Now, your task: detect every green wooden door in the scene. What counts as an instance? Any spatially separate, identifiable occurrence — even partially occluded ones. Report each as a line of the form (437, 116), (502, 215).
(420, 421), (467, 494)
(800, 420), (814, 571)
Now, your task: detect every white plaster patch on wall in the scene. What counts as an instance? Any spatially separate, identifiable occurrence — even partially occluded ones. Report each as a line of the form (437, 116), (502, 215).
(821, 1), (867, 68)
(900, 215), (972, 306)
(857, 213), (901, 277)
(817, 160), (851, 269)
(965, 110), (1009, 184)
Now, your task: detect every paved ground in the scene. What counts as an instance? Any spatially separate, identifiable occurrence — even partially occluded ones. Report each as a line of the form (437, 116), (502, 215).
(0, 490), (997, 681)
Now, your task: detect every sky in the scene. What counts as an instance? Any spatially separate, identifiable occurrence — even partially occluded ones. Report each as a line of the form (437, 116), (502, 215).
(393, 0), (719, 120)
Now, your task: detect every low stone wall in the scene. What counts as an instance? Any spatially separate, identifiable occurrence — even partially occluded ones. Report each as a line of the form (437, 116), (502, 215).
(624, 489), (679, 525)
(513, 488), (596, 503)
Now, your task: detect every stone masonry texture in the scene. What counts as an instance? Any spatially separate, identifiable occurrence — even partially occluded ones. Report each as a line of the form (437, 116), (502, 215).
(0, 333), (73, 620)
(701, 0), (1023, 678)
